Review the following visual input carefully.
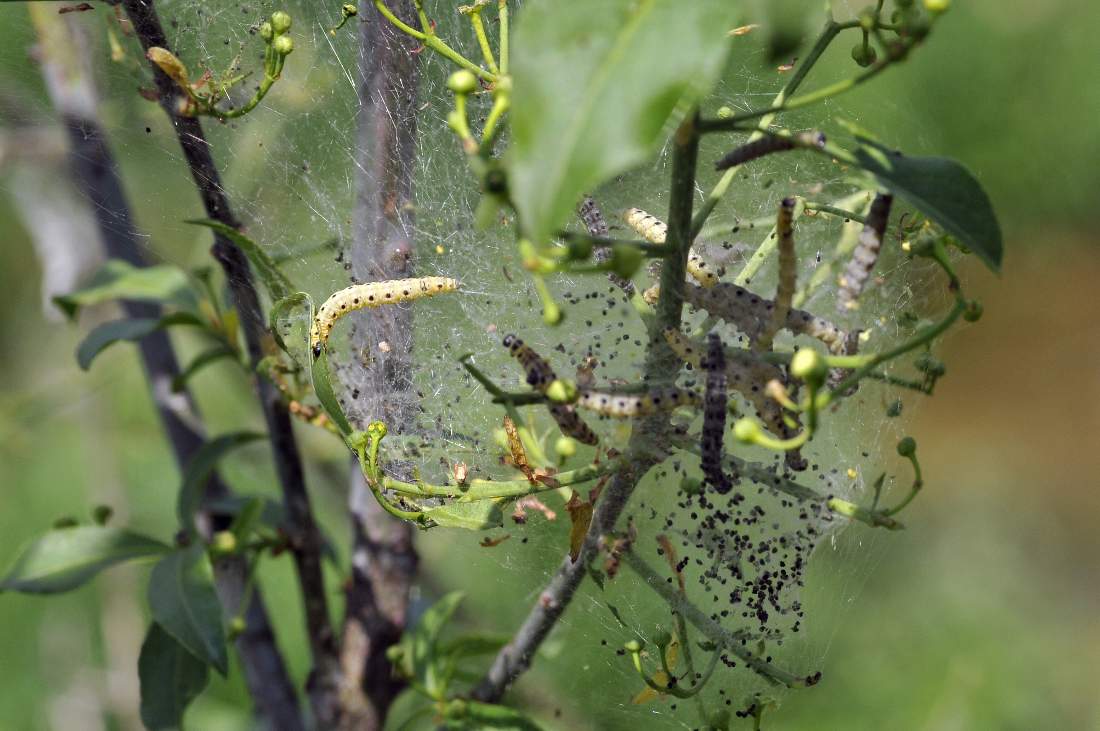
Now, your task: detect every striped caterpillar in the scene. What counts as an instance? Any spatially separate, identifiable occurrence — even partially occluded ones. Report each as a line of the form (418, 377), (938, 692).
(714, 131), (826, 171)
(701, 333), (734, 493)
(501, 335), (599, 445)
(756, 197), (798, 353)
(623, 208), (718, 287)
(662, 327), (805, 467)
(837, 193), (894, 312)
(578, 195), (635, 295)
(682, 281), (854, 356)
(310, 276), (457, 358)
(576, 386), (701, 418)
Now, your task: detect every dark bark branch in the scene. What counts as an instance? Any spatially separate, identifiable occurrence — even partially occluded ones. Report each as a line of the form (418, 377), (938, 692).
(30, 10), (302, 728)
(118, 1), (341, 724)
(472, 116), (703, 702)
(337, 2), (422, 727)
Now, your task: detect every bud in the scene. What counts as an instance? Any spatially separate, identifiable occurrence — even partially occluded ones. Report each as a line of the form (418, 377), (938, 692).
(897, 436), (917, 458)
(227, 616), (247, 640)
(546, 379), (577, 404)
(790, 348), (827, 387)
(447, 69), (478, 95)
(492, 427), (509, 450)
(850, 42), (877, 67)
(652, 629), (672, 647)
(92, 504), (114, 525)
(272, 35), (294, 56)
(610, 245), (644, 280)
(924, 0), (950, 13)
(963, 300), (983, 322)
(716, 105), (734, 119)
(623, 639), (643, 653)
(543, 300), (563, 326)
(270, 10), (292, 35)
(733, 418), (761, 444)
(554, 436), (578, 459)
(211, 530), (238, 556)
(259, 22), (274, 42)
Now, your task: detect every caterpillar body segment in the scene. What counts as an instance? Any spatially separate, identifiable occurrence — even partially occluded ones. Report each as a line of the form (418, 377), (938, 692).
(701, 334), (734, 493)
(576, 386), (701, 418)
(501, 335), (598, 445)
(310, 276), (457, 357)
(578, 195), (635, 295)
(682, 282), (851, 355)
(714, 131), (827, 171)
(837, 193), (894, 312)
(623, 208), (718, 287)
(756, 198), (798, 353)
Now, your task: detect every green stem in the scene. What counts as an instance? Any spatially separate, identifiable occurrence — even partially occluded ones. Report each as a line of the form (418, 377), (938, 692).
(884, 453), (923, 516)
(802, 201), (867, 223)
(497, 0), (509, 75)
(467, 9), (499, 75)
(382, 460), (620, 500)
(480, 91), (510, 147)
(374, 0), (497, 82)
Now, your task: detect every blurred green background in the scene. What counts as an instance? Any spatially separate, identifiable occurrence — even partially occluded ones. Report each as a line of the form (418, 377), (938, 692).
(1, 1), (1097, 729)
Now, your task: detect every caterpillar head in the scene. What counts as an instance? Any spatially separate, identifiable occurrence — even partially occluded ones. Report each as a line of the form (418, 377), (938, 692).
(312, 342), (323, 359)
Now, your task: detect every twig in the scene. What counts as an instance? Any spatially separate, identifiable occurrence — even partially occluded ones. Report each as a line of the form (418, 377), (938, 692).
(472, 113), (704, 702)
(337, 1), (423, 725)
(30, 8), (303, 727)
(119, 1), (340, 724)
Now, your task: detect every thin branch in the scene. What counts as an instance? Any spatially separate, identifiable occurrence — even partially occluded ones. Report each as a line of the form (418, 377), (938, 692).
(29, 8), (302, 727)
(119, 1), (340, 724)
(472, 113), (704, 702)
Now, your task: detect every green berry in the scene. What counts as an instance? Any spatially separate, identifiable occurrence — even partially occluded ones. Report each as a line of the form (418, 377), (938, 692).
(546, 379), (577, 403)
(850, 42), (877, 67)
(716, 105), (734, 119)
(623, 639), (643, 653)
(272, 35), (294, 56)
(924, 0), (950, 13)
(733, 418), (761, 444)
(897, 436), (917, 458)
(554, 436), (578, 459)
(270, 10), (292, 35)
(227, 616), (247, 639)
(211, 530), (237, 556)
(543, 299), (563, 326)
(790, 348), (827, 386)
(963, 300), (983, 323)
(447, 69), (478, 95)
(259, 22), (274, 42)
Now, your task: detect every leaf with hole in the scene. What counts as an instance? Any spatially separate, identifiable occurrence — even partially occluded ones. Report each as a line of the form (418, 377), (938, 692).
(0, 526), (169, 594)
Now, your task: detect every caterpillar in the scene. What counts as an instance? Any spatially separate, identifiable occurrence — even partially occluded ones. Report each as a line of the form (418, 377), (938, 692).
(756, 197), (798, 352)
(714, 131), (827, 171)
(837, 193), (894, 312)
(578, 195), (635, 295)
(576, 386), (701, 418)
(501, 335), (599, 445)
(682, 281), (852, 355)
(623, 208), (718, 287)
(310, 276), (457, 358)
(701, 333), (734, 493)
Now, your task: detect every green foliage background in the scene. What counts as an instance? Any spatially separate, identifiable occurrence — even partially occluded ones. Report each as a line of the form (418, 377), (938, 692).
(0, 1), (1097, 728)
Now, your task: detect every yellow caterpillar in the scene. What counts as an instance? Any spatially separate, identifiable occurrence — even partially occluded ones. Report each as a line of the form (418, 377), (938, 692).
(310, 276), (457, 358)
(576, 387), (701, 418)
(623, 208), (718, 287)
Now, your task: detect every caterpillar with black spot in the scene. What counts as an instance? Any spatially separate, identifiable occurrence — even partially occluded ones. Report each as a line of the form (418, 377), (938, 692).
(756, 197), (798, 352)
(701, 333), (734, 493)
(578, 195), (635, 295)
(682, 281), (852, 355)
(576, 386), (701, 418)
(623, 208), (718, 287)
(714, 131), (826, 171)
(837, 193), (893, 312)
(310, 276), (457, 358)
(501, 335), (598, 445)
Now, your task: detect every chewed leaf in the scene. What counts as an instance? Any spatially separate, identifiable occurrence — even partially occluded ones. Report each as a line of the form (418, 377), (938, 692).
(424, 500), (506, 531)
(1, 526), (169, 594)
(509, 0), (739, 245)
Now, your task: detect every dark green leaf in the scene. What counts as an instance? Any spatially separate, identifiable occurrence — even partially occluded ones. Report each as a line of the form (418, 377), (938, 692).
(460, 700), (545, 730)
(176, 432), (266, 534)
(54, 259), (194, 320)
(148, 544), (229, 675)
(139, 622), (210, 730)
(509, 0), (739, 245)
(187, 220), (296, 301)
(311, 350), (353, 436)
(407, 591), (465, 698)
(423, 499), (505, 531)
(172, 345), (238, 392)
(0, 526), (169, 594)
(76, 312), (205, 371)
(846, 137), (1003, 272)
(269, 291), (313, 364)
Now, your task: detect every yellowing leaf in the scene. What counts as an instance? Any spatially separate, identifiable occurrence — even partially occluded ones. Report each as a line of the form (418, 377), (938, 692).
(566, 494), (593, 563)
(146, 47), (191, 91)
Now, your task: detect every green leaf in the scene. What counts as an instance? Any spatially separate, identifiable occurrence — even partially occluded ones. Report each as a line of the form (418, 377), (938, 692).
(846, 137), (1003, 272)
(187, 220), (296, 301)
(54, 259), (193, 320)
(138, 622), (210, 731)
(406, 591), (466, 698)
(176, 431), (267, 534)
(269, 291), (313, 364)
(311, 350), (354, 436)
(509, 0), (739, 246)
(0, 526), (169, 594)
(423, 499), (505, 531)
(171, 345), (238, 392)
(76, 312), (205, 371)
(148, 544), (229, 675)
(460, 700), (546, 730)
